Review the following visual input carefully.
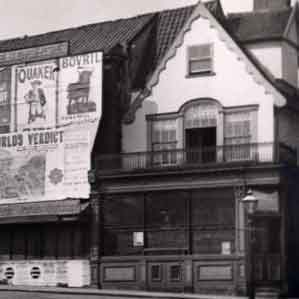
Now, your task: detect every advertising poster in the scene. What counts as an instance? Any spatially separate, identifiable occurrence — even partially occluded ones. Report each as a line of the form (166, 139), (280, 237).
(15, 60), (58, 131)
(63, 126), (90, 198)
(0, 50), (103, 204)
(0, 129), (64, 203)
(59, 52), (102, 125)
(0, 68), (11, 126)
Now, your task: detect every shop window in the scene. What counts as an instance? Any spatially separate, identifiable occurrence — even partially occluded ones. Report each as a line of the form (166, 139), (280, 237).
(11, 230), (26, 259)
(170, 265), (182, 281)
(187, 44), (213, 76)
(103, 195), (144, 256)
(151, 119), (177, 165)
(0, 229), (10, 260)
(191, 189), (235, 254)
(151, 265), (162, 281)
(146, 192), (187, 250)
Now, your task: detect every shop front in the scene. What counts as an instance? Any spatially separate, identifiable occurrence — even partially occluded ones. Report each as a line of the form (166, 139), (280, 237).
(0, 199), (91, 287)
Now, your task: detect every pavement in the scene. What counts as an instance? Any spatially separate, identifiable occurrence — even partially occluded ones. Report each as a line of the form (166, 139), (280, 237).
(0, 285), (248, 299)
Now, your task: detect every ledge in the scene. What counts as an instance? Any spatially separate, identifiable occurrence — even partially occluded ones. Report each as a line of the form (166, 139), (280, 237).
(0, 285), (248, 299)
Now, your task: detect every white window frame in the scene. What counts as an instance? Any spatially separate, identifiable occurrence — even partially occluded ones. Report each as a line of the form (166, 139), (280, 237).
(187, 43), (214, 76)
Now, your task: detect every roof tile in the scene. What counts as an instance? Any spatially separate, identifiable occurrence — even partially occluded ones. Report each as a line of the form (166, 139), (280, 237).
(227, 8), (292, 42)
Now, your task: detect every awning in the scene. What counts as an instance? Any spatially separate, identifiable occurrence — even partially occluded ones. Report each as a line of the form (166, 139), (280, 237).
(0, 199), (89, 224)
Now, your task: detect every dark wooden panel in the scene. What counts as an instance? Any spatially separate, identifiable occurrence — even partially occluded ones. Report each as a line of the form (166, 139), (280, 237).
(103, 266), (136, 282)
(197, 264), (233, 281)
(0, 42), (68, 66)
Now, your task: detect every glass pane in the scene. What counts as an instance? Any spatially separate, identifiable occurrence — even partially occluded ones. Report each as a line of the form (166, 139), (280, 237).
(190, 59), (212, 73)
(189, 45), (211, 58)
(147, 230), (186, 248)
(192, 189), (235, 226)
(147, 192), (187, 227)
(104, 195), (144, 227)
(151, 265), (161, 281)
(170, 265), (182, 281)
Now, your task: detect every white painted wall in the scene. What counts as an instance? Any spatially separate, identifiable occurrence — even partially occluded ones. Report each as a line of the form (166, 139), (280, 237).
(122, 15), (277, 153)
(247, 42), (283, 79)
(0, 260), (90, 287)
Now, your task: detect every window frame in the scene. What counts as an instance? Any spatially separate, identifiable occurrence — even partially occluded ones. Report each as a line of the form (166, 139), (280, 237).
(187, 43), (214, 76)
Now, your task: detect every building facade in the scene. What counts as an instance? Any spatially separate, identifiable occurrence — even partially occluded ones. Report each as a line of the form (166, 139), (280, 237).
(0, 0), (299, 296)
(90, 0), (299, 297)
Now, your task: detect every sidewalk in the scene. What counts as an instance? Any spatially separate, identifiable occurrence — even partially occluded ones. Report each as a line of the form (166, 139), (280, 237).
(0, 285), (247, 299)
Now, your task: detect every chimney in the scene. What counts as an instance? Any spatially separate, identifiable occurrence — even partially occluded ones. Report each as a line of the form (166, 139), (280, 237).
(254, 0), (291, 11)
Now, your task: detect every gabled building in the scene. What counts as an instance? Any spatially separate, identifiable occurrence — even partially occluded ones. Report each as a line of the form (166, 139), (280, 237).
(0, 0), (299, 297)
(90, 0), (299, 296)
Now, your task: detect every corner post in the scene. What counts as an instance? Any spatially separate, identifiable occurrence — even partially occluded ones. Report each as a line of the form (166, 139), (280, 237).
(88, 170), (102, 288)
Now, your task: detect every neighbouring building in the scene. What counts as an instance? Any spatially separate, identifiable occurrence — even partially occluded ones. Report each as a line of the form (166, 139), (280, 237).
(0, 0), (299, 297)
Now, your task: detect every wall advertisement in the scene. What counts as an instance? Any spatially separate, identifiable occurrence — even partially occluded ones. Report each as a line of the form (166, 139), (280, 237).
(0, 51), (103, 203)
(0, 260), (90, 287)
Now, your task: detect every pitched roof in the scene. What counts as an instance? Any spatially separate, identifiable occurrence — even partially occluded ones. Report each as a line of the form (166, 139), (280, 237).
(227, 8), (292, 42)
(0, 13), (154, 55)
(0, 5), (196, 61)
(153, 6), (195, 65)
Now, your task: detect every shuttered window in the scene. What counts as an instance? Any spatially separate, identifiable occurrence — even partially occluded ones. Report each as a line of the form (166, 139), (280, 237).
(152, 120), (177, 165)
(224, 112), (252, 161)
(188, 44), (213, 75)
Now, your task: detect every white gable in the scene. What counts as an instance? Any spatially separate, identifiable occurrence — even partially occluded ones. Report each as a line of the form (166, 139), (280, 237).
(122, 3), (286, 154)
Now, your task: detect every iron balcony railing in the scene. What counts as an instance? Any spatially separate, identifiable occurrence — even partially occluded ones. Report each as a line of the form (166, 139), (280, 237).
(96, 142), (297, 172)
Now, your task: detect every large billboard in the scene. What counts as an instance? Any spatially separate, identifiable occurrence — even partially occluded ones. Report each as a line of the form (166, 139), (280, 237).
(0, 51), (103, 204)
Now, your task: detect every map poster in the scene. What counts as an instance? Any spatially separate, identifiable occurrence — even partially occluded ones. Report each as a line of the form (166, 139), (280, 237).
(59, 52), (102, 125)
(15, 60), (58, 131)
(0, 68), (11, 126)
(0, 129), (64, 203)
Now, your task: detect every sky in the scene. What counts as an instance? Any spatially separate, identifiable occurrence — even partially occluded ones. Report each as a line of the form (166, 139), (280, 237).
(0, 0), (297, 40)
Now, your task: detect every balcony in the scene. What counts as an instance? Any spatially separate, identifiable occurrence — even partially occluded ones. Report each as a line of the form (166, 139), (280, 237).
(96, 143), (297, 173)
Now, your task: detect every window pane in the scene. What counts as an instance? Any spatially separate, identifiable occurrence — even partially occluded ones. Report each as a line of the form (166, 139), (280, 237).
(192, 189), (235, 226)
(147, 192), (187, 227)
(189, 45), (211, 58)
(0, 228), (10, 260)
(190, 59), (212, 73)
(170, 265), (182, 281)
(104, 195), (144, 227)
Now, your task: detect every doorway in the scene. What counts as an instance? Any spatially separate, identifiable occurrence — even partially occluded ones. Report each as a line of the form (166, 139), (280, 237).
(253, 216), (281, 285)
(185, 127), (216, 163)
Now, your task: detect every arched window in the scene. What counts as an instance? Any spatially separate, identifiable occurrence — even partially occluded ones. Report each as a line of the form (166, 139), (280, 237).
(182, 99), (222, 163)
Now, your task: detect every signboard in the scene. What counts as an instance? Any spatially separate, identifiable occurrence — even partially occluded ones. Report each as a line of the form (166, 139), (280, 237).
(0, 51), (102, 204)
(0, 260), (90, 287)
(15, 60), (58, 131)
(0, 42), (68, 66)
(59, 52), (102, 125)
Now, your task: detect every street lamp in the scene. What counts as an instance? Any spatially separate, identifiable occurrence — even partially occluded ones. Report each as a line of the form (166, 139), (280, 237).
(241, 189), (258, 299)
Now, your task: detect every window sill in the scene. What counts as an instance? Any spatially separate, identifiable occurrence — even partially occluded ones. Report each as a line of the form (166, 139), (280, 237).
(185, 71), (216, 79)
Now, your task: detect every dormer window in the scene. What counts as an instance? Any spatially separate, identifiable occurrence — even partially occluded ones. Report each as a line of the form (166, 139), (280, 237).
(187, 44), (213, 76)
